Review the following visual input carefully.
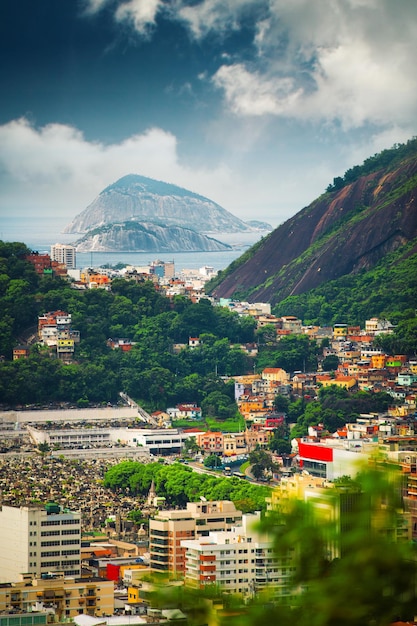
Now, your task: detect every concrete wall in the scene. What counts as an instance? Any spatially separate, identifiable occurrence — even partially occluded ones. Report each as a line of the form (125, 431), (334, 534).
(0, 406), (140, 424)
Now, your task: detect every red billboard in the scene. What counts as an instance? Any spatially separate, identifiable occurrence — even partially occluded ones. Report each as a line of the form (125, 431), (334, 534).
(298, 442), (333, 462)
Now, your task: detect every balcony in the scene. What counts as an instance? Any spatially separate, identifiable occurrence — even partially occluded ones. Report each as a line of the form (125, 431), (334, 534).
(151, 538), (169, 546)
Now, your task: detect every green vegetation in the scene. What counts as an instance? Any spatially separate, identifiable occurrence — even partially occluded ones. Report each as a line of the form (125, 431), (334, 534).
(273, 242), (417, 327)
(326, 136), (417, 191)
(290, 386), (393, 438)
(138, 467), (417, 626)
(255, 333), (319, 372)
(248, 448), (278, 480)
(103, 461), (270, 512)
(203, 454), (222, 469)
(0, 242), (255, 408)
(257, 466), (417, 626)
(0, 238), (414, 426)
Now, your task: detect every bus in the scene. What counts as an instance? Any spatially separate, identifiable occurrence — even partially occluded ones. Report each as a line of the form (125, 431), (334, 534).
(232, 471), (247, 480)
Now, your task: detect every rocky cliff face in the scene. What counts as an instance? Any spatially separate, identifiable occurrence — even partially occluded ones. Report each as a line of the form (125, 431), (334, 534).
(64, 174), (256, 235)
(210, 151), (417, 305)
(74, 222), (231, 252)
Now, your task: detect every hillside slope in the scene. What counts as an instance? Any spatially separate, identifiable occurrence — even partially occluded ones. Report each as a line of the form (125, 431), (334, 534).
(209, 140), (417, 306)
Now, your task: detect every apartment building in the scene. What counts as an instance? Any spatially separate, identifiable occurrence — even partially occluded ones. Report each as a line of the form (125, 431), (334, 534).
(196, 431), (224, 454)
(0, 573), (114, 620)
(0, 503), (81, 583)
(182, 513), (293, 600)
(149, 501), (242, 575)
(50, 244), (76, 270)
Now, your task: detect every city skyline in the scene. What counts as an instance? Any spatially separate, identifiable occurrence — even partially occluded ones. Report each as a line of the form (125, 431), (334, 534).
(1, 0), (417, 242)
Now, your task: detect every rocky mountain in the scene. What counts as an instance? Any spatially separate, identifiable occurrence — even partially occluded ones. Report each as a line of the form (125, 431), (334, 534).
(64, 174), (261, 236)
(209, 139), (417, 306)
(74, 221), (231, 253)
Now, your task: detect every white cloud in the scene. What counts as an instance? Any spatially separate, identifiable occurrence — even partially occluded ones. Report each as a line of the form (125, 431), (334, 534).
(88, 0), (417, 132)
(0, 118), (232, 229)
(176, 0), (256, 39)
(213, 63), (302, 116)
(115, 0), (163, 35)
(302, 39), (417, 129)
(203, 0), (417, 131)
(83, 0), (110, 14)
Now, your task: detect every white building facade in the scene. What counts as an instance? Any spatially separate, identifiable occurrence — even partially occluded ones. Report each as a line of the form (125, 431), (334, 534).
(50, 244), (76, 269)
(181, 513), (294, 601)
(0, 504), (81, 583)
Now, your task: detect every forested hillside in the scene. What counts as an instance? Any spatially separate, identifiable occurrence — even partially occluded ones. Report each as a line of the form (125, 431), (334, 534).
(208, 137), (417, 322)
(0, 241), (255, 409)
(1, 239), (416, 417)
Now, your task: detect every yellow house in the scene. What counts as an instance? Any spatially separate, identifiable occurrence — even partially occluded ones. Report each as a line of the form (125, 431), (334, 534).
(238, 396), (266, 417)
(316, 375), (357, 390)
(261, 368), (289, 384)
(370, 353), (386, 369)
(333, 324), (348, 339)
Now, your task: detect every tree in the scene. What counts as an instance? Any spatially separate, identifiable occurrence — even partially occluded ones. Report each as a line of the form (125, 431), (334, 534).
(38, 442), (51, 455)
(258, 466), (417, 626)
(183, 436), (200, 457)
(249, 448), (278, 479)
(322, 354), (339, 371)
(255, 324), (277, 345)
(273, 394), (290, 413)
(203, 454), (222, 469)
(268, 419), (292, 456)
(201, 391), (237, 419)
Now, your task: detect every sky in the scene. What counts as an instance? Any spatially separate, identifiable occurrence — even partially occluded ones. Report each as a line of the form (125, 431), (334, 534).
(1, 0), (417, 243)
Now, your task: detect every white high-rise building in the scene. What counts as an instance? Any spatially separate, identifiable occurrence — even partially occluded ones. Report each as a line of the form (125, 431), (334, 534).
(50, 243), (76, 269)
(0, 503), (81, 583)
(182, 513), (295, 600)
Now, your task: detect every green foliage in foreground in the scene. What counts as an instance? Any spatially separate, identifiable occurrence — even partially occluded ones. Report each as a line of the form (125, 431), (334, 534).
(103, 461), (270, 512)
(135, 466), (417, 626)
(256, 466), (417, 626)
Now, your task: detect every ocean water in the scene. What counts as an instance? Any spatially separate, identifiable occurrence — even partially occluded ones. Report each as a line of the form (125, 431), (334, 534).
(20, 230), (268, 272)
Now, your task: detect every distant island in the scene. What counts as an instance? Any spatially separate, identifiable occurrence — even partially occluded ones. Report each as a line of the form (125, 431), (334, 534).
(64, 174), (272, 253)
